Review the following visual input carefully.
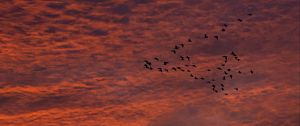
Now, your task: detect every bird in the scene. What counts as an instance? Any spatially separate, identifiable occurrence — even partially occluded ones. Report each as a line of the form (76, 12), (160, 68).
(231, 51), (237, 56)
(185, 64), (189, 67)
(237, 19), (243, 22)
(215, 90), (218, 93)
(223, 76), (226, 80)
(222, 56), (228, 63)
(207, 69), (211, 71)
(248, 13), (252, 16)
(223, 24), (228, 27)
(217, 67), (222, 70)
(229, 75), (233, 79)
(191, 65), (197, 67)
(177, 67), (182, 69)
(171, 50), (176, 54)
(224, 71), (228, 75)
(180, 56), (184, 60)
(190, 74), (194, 77)
(221, 28), (226, 32)
(207, 81), (211, 84)
(204, 34), (208, 38)
(234, 88), (238, 91)
(200, 77), (205, 80)
(250, 70), (254, 74)
(179, 44), (184, 47)
(212, 85), (216, 88)
(224, 93), (228, 95)
(164, 69), (169, 72)
(188, 38), (192, 42)
(172, 67), (177, 71)
(211, 79), (215, 81)
(187, 70), (191, 72)
(221, 64), (225, 66)
(221, 84), (224, 87)
(227, 69), (231, 71)
(186, 56), (190, 61)
(163, 61), (168, 65)
(175, 45), (179, 49)
(158, 68), (163, 72)
(214, 35), (219, 40)
(238, 71), (242, 74)
(221, 88), (224, 91)
(194, 77), (198, 79)
(154, 57), (159, 61)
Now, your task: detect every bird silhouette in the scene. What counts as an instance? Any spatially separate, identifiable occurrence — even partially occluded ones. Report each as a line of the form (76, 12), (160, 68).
(217, 67), (222, 70)
(191, 65), (197, 67)
(187, 70), (191, 72)
(221, 64), (225, 66)
(222, 56), (228, 63)
(204, 34), (208, 38)
(200, 77), (205, 80)
(180, 56), (184, 60)
(238, 71), (242, 74)
(164, 69), (169, 72)
(188, 38), (192, 42)
(214, 35), (219, 40)
(238, 19), (243, 22)
(221, 84), (224, 87)
(154, 57), (159, 61)
(186, 56), (190, 61)
(221, 88), (224, 91)
(223, 24), (228, 27)
(194, 77), (198, 79)
(231, 51), (237, 56)
(224, 71), (228, 75)
(158, 68), (163, 72)
(234, 88), (238, 91)
(223, 76), (226, 80)
(224, 93), (228, 95)
(172, 67), (177, 71)
(171, 50), (176, 54)
(190, 74), (194, 77)
(180, 44), (184, 47)
(207, 69), (211, 71)
(248, 13), (252, 16)
(175, 45), (179, 49)
(227, 69), (231, 71)
(215, 90), (218, 93)
(163, 61), (168, 65)
(177, 67), (182, 69)
(229, 75), (233, 79)
(250, 70), (254, 74)
(221, 28), (226, 32)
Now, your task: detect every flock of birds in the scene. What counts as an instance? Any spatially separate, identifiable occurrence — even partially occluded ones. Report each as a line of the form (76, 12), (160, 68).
(143, 13), (255, 95)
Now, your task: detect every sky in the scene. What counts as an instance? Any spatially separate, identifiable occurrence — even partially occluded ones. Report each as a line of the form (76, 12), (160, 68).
(0, 0), (299, 126)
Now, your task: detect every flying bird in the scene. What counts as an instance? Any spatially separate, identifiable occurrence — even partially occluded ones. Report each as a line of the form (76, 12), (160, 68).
(234, 88), (239, 91)
(171, 50), (176, 54)
(221, 28), (226, 32)
(172, 67), (177, 71)
(214, 35), (219, 40)
(154, 57), (159, 61)
(231, 51), (237, 56)
(163, 61), (168, 65)
(180, 56), (184, 60)
(204, 34), (208, 38)
(191, 65), (197, 67)
(175, 45), (179, 49)
(223, 24), (228, 27)
(179, 44), (184, 47)
(217, 67), (222, 70)
(238, 19), (243, 22)
(250, 70), (254, 74)
(229, 75), (233, 79)
(186, 56), (190, 61)
(238, 71), (242, 74)
(188, 38), (192, 42)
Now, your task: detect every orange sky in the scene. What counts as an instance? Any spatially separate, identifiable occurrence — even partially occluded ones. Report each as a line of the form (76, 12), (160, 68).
(0, 0), (299, 126)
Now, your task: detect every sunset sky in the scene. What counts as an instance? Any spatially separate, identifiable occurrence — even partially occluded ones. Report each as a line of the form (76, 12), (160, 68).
(0, 0), (299, 126)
